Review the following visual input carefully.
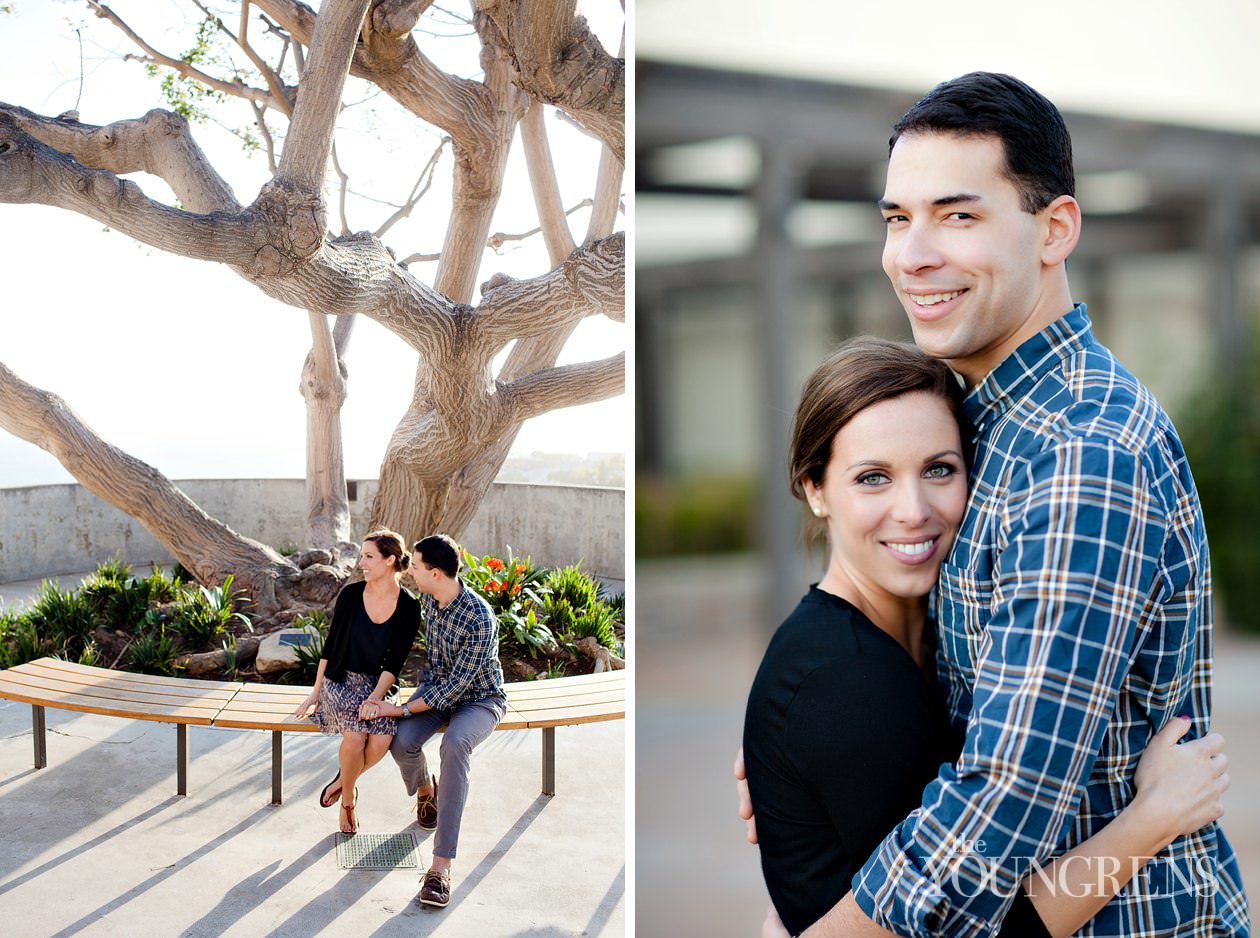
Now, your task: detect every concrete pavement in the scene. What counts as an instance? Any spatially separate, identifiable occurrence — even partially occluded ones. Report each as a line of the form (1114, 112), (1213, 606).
(0, 703), (624, 937)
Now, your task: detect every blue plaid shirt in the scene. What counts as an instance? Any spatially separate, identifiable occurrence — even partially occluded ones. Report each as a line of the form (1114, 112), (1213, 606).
(851, 305), (1249, 937)
(414, 581), (505, 712)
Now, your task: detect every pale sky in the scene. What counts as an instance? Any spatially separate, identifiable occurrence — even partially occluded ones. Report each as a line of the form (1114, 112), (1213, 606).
(638, 0), (1260, 135)
(0, 0), (626, 488)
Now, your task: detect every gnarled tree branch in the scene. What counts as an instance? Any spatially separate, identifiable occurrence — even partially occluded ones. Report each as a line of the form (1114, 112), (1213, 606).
(0, 359), (296, 593)
(474, 232), (624, 344)
(0, 103), (239, 213)
(502, 351), (624, 423)
(474, 0), (623, 163)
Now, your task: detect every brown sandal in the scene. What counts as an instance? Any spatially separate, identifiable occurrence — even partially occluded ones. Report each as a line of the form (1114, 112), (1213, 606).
(340, 800), (358, 834)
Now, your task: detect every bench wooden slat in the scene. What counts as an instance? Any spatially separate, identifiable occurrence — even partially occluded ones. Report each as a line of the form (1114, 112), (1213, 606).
(27, 658), (242, 692)
(506, 686), (625, 707)
(227, 688), (313, 704)
(0, 672), (231, 719)
(506, 690), (624, 721)
(0, 685), (221, 724)
(0, 667), (239, 702)
(212, 711), (320, 732)
(505, 702), (625, 728)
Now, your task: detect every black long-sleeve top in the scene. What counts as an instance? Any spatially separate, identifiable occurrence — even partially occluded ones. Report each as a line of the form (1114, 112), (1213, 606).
(321, 581), (421, 686)
(743, 587), (1049, 937)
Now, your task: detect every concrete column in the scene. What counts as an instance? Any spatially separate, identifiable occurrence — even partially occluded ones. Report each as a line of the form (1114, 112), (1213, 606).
(1204, 165), (1245, 373)
(756, 138), (806, 625)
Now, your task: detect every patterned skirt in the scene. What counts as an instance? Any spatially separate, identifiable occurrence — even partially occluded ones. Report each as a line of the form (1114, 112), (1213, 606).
(310, 670), (399, 736)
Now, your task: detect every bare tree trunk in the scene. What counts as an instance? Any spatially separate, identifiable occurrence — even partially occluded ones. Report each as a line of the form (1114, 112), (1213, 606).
(300, 311), (354, 548)
(367, 11), (528, 537)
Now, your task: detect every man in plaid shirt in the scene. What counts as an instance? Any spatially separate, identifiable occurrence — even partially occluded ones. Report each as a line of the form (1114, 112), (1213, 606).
(796, 73), (1249, 936)
(375, 534), (506, 909)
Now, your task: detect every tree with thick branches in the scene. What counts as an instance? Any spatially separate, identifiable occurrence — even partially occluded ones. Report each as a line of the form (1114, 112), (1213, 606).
(0, 0), (624, 622)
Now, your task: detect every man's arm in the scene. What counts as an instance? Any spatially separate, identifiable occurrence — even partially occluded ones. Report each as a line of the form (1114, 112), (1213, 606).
(844, 439), (1167, 937)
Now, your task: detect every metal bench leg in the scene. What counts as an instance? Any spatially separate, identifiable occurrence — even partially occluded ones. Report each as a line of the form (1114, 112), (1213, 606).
(32, 705), (47, 769)
(541, 726), (556, 796)
(177, 724), (188, 796)
(271, 731), (283, 805)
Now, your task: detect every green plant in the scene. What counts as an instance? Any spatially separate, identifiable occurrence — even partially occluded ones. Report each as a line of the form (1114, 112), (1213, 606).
(464, 548), (549, 614)
(0, 608), (39, 668)
(76, 641), (101, 667)
(545, 564), (601, 611)
(170, 574), (252, 648)
(569, 602), (619, 650)
(605, 591), (625, 621)
(6, 616), (54, 667)
(221, 634), (239, 680)
(80, 557), (159, 632)
(142, 565), (185, 604)
(463, 549), (559, 658)
(87, 554), (132, 587)
(110, 580), (154, 631)
(56, 641), (101, 667)
(289, 608), (329, 682)
(126, 625), (180, 675)
(532, 660), (567, 681)
(501, 606), (557, 657)
(26, 580), (97, 657)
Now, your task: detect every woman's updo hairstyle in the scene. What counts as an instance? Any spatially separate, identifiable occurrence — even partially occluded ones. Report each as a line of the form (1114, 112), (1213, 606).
(788, 338), (967, 550)
(363, 529), (411, 572)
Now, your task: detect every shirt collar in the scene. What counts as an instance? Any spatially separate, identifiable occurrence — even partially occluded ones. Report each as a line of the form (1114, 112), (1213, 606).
(962, 303), (1093, 433)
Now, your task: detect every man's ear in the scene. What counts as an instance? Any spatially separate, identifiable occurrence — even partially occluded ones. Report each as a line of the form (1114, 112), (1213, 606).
(1040, 194), (1081, 266)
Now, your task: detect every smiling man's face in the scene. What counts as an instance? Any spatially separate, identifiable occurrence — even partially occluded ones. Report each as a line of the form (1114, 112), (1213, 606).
(880, 132), (1057, 385)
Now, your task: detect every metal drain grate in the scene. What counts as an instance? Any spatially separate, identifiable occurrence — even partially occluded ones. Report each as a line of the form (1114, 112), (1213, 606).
(336, 831), (421, 870)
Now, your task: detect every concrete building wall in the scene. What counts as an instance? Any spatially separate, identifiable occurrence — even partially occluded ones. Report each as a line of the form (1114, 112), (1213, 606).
(0, 480), (624, 583)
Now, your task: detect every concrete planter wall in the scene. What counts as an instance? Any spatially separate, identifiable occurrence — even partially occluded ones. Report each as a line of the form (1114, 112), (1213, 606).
(0, 480), (624, 584)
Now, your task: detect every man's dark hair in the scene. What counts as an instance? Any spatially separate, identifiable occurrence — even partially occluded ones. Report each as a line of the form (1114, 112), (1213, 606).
(890, 71), (1074, 213)
(413, 534), (462, 578)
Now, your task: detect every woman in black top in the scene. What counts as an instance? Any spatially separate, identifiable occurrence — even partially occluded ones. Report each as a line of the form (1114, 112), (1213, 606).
(742, 340), (1229, 937)
(295, 529), (421, 834)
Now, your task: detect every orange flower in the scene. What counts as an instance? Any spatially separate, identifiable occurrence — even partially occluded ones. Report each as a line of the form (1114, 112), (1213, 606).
(486, 558), (506, 571)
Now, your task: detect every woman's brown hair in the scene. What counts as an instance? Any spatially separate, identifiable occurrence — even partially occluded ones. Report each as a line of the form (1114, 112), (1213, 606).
(363, 529), (411, 572)
(789, 338), (966, 550)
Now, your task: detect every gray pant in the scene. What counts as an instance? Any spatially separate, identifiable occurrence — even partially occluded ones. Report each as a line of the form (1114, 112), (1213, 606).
(389, 694), (506, 860)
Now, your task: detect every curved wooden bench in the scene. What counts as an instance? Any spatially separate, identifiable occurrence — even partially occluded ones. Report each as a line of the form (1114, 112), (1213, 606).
(0, 656), (625, 803)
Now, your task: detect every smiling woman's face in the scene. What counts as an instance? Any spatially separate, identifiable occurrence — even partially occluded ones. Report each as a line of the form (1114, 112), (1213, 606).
(805, 391), (967, 602)
(357, 540), (394, 581)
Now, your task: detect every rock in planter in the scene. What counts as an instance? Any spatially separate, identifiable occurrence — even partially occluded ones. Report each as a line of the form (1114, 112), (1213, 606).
(502, 657), (539, 681)
(575, 636), (625, 673)
(295, 548), (333, 570)
(176, 636), (260, 677)
(256, 626), (322, 674)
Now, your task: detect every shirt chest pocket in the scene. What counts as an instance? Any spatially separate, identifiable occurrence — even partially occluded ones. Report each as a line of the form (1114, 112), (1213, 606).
(935, 561), (995, 675)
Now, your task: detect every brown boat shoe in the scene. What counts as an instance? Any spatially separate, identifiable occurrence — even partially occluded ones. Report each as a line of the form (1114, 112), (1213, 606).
(419, 867), (451, 908)
(416, 775), (438, 831)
